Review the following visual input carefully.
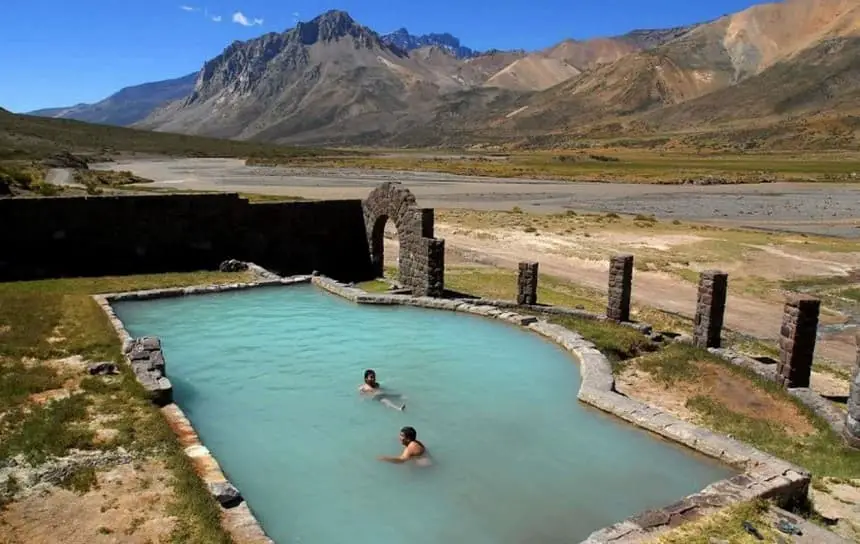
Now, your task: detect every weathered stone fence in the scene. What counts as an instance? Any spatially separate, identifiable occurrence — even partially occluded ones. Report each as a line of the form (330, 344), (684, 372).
(96, 269), (813, 543)
(511, 255), (852, 440)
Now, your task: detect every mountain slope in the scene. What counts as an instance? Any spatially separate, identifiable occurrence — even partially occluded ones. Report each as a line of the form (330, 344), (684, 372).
(27, 73), (197, 127)
(139, 11), (491, 143)
(482, 25), (696, 91)
(490, 0), (860, 132)
(641, 36), (860, 132)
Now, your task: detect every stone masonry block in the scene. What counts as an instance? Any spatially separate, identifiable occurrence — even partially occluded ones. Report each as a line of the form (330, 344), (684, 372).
(517, 261), (539, 305)
(693, 270), (728, 349)
(844, 329), (860, 449)
(606, 254), (633, 322)
(776, 295), (820, 389)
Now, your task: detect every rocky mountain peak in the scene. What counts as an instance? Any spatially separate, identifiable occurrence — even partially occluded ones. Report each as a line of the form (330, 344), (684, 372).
(296, 10), (373, 45)
(381, 27), (477, 58)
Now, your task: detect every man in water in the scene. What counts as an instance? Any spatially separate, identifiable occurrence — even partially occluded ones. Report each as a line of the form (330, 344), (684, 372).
(378, 426), (429, 465)
(359, 369), (405, 411)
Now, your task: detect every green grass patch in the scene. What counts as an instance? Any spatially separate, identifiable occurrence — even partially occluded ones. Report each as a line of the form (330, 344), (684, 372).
(0, 270), (251, 541)
(0, 394), (95, 464)
(635, 343), (708, 384)
(839, 287), (860, 302)
(0, 271), (251, 360)
(356, 279), (392, 293)
(0, 359), (63, 411)
(688, 393), (860, 480)
(655, 499), (776, 543)
(253, 150), (860, 184)
(632, 343), (860, 480)
(58, 466), (99, 494)
(0, 109), (358, 161)
(781, 274), (857, 292)
(445, 267), (603, 312)
(165, 450), (233, 544)
(549, 315), (656, 363)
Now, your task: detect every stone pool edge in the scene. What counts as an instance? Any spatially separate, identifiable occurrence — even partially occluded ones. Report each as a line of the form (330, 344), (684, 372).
(93, 275), (313, 544)
(94, 274), (811, 544)
(310, 276), (812, 543)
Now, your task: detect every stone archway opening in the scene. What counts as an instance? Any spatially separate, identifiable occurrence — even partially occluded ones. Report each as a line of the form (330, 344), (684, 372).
(369, 214), (400, 281)
(362, 182), (445, 297)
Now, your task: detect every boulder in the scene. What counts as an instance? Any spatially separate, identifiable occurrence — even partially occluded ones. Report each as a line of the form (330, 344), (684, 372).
(208, 481), (242, 507)
(87, 362), (118, 375)
(219, 259), (248, 273)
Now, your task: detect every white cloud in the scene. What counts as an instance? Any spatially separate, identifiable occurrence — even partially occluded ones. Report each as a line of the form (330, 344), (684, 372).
(232, 11), (263, 26)
(179, 5), (198, 11)
(211, 15), (222, 22)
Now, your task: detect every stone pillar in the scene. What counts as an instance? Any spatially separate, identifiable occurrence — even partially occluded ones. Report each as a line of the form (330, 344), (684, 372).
(606, 254), (633, 322)
(517, 261), (539, 305)
(693, 270), (728, 349)
(844, 331), (860, 448)
(776, 295), (820, 389)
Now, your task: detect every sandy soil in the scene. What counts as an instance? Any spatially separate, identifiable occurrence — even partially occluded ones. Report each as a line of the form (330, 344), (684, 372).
(0, 461), (176, 544)
(427, 226), (859, 367)
(99, 158), (860, 238)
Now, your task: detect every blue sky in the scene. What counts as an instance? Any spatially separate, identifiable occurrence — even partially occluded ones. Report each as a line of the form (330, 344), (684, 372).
(1, 0), (768, 112)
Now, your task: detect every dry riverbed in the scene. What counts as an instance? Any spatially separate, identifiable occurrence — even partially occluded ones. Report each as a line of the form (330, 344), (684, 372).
(98, 158), (860, 238)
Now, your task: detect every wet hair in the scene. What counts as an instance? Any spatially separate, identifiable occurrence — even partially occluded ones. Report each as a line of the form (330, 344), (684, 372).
(364, 369), (376, 380)
(400, 426), (417, 442)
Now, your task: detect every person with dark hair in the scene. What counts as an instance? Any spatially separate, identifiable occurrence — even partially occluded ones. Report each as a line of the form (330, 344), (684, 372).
(358, 369), (405, 411)
(378, 426), (429, 465)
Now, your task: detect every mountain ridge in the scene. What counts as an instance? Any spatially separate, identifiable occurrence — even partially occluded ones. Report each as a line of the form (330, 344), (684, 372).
(25, 0), (860, 150)
(26, 73), (197, 127)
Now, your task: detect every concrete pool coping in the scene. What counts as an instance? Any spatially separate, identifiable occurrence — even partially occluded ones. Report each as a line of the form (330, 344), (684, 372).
(94, 273), (811, 544)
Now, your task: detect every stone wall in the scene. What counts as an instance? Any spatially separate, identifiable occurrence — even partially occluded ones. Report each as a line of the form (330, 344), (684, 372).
(362, 182), (445, 297)
(0, 193), (374, 282)
(844, 330), (860, 448)
(606, 254), (633, 322)
(776, 295), (821, 389)
(517, 261), (539, 305)
(693, 270), (728, 349)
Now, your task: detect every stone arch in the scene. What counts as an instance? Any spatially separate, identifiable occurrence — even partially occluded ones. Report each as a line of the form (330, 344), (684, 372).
(362, 182), (444, 297)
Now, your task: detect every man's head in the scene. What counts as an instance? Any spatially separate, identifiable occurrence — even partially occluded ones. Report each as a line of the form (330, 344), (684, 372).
(364, 369), (377, 387)
(400, 426), (417, 445)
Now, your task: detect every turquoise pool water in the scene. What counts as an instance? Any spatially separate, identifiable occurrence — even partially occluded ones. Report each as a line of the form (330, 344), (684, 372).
(114, 285), (733, 544)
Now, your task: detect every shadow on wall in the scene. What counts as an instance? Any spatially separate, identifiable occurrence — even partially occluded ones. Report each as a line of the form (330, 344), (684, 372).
(0, 193), (375, 282)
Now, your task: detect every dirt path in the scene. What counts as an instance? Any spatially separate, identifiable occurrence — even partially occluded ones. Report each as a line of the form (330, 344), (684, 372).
(387, 227), (856, 367)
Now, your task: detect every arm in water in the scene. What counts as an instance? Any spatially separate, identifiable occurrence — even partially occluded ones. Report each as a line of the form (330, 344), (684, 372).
(378, 442), (421, 464)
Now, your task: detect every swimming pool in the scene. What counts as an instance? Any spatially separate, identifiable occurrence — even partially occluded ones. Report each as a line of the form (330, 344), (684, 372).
(113, 284), (733, 544)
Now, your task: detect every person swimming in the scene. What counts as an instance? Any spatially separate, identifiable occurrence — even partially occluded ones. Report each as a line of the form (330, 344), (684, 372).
(358, 369), (405, 411)
(377, 426), (429, 465)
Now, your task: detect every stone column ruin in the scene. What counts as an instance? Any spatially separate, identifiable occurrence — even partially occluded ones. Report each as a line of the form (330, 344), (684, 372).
(362, 183), (445, 297)
(606, 254), (633, 322)
(693, 270), (728, 349)
(776, 295), (820, 389)
(517, 261), (539, 305)
(843, 330), (860, 449)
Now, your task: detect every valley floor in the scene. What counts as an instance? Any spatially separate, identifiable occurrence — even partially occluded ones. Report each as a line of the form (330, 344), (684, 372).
(99, 157), (860, 238)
